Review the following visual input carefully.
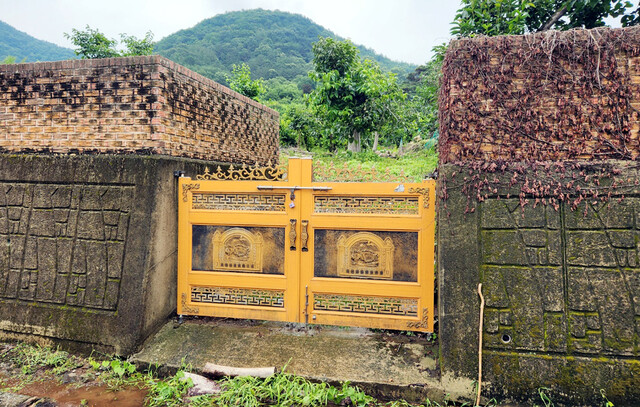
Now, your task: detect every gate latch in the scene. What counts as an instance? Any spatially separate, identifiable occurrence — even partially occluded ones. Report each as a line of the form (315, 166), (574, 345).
(257, 185), (332, 192)
(257, 186), (332, 209)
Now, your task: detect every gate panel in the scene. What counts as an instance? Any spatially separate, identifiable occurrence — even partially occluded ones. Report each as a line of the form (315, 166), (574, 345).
(299, 161), (435, 331)
(177, 160), (302, 322)
(178, 158), (435, 331)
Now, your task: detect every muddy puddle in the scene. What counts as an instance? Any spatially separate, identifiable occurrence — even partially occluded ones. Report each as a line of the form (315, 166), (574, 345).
(1, 373), (148, 407)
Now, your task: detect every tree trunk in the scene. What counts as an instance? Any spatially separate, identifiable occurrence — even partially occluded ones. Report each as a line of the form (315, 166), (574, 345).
(539, 5), (568, 31)
(347, 130), (362, 153)
(372, 132), (379, 151)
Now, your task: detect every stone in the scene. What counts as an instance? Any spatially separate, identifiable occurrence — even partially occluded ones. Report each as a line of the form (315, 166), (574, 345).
(182, 372), (221, 396)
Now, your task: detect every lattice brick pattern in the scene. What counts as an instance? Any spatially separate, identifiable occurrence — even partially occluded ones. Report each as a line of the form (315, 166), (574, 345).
(313, 293), (417, 316)
(191, 286), (284, 308)
(314, 196), (419, 215)
(192, 193), (286, 211)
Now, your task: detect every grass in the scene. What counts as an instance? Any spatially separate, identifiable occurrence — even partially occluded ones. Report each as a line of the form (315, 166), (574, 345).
(280, 147), (438, 182)
(208, 372), (374, 407)
(87, 356), (146, 390)
(0, 342), (617, 407)
(146, 369), (193, 407)
(3, 343), (82, 376)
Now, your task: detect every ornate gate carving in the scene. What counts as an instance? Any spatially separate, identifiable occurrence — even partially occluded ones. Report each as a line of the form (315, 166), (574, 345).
(178, 158), (436, 331)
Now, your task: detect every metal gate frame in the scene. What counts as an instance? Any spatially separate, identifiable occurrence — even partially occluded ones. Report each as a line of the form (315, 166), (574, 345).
(178, 158), (435, 332)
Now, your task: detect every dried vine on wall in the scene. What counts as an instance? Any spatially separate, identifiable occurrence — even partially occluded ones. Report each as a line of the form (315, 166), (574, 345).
(438, 26), (640, 211)
(440, 26), (640, 164)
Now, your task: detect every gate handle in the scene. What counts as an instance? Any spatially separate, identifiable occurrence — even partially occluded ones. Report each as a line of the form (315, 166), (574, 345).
(289, 219), (297, 251)
(301, 220), (309, 252)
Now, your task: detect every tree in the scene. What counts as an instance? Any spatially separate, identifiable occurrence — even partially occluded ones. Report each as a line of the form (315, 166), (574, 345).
(64, 26), (154, 59)
(279, 103), (322, 149)
(308, 37), (403, 152)
(396, 44), (447, 144)
(119, 32), (155, 57)
(451, 0), (636, 37)
(1, 56), (16, 64)
(227, 63), (266, 101)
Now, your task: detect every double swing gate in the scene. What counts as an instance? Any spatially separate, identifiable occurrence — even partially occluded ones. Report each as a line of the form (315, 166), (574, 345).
(177, 158), (435, 332)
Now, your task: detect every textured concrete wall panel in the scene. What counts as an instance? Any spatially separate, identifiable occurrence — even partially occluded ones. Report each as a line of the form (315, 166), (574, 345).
(0, 154), (211, 355)
(438, 162), (640, 406)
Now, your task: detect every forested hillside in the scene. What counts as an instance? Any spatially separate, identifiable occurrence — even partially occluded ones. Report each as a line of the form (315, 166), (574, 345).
(0, 20), (74, 62)
(155, 9), (415, 91)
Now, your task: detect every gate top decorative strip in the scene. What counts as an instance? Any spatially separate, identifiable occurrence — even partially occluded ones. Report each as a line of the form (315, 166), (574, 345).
(196, 162), (287, 181)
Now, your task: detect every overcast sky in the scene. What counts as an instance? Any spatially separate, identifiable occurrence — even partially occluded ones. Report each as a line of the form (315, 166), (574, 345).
(0, 0), (460, 65)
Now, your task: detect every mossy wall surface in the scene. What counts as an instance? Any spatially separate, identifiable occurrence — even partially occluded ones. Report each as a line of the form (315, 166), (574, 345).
(438, 24), (640, 406)
(0, 154), (211, 355)
(439, 162), (640, 406)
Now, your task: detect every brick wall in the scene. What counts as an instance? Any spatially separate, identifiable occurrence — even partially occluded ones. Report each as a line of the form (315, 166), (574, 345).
(0, 55), (279, 165)
(439, 26), (640, 163)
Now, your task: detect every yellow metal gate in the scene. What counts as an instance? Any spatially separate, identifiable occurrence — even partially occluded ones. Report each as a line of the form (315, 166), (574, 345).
(177, 158), (435, 331)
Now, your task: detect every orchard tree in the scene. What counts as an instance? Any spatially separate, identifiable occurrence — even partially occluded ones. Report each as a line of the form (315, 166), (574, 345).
(64, 26), (154, 59)
(227, 63), (266, 101)
(308, 37), (403, 152)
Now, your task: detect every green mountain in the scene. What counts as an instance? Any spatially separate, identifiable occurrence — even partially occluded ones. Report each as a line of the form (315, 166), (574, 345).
(155, 9), (415, 90)
(0, 20), (74, 62)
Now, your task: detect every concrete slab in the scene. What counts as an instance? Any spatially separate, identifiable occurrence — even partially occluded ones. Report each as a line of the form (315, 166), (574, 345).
(130, 318), (463, 403)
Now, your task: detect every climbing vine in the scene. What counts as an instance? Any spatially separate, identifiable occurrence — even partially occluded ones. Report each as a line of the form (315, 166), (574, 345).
(439, 160), (640, 215)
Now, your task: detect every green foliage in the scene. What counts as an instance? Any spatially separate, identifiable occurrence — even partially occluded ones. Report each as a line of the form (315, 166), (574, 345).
(64, 25), (155, 59)
(88, 356), (144, 389)
(526, 0), (632, 31)
(1, 55), (16, 64)
(600, 389), (614, 407)
(283, 147), (438, 182)
(227, 63), (266, 101)
(622, 5), (640, 26)
(389, 43), (446, 148)
(451, 0), (535, 36)
(155, 10), (414, 84)
(451, 0), (637, 37)
(309, 37), (404, 152)
(153, 9), (415, 110)
(2, 343), (81, 376)
(0, 20), (74, 62)
(214, 370), (373, 407)
(535, 387), (554, 407)
(279, 103), (322, 149)
(120, 31), (155, 57)
(311, 36), (358, 75)
(64, 26), (119, 59)
(145, 369), (193, 407)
